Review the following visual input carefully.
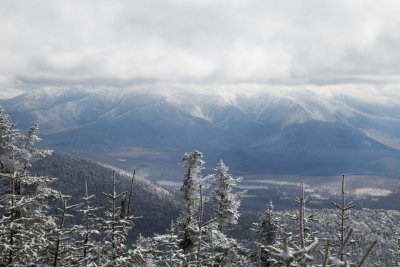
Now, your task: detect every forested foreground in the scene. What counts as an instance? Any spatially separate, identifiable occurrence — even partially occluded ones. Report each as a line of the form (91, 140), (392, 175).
(231, 209), (400, 266)
(1, 107), (399, 266)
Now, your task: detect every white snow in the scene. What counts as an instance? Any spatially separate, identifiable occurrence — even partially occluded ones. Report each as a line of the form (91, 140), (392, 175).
(354, 188), (392, 197)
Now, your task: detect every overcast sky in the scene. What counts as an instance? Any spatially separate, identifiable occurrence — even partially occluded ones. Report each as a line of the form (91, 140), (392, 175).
(1, 0), (400, 98)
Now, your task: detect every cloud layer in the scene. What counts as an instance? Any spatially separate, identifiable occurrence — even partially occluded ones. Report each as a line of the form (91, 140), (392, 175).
(1, 0), (400, 97)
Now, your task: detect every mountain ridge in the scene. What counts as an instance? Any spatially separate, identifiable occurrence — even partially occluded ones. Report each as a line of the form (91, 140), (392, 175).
(3, 87), (400, 179)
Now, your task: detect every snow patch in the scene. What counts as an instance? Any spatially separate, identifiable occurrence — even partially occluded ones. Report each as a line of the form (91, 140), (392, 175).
(250, 179), (303, 187)
(354, 188), (392, 197)
(157, 180), (181, 187)
(189, 105), (212, 122)
(362, 128), (400, 151)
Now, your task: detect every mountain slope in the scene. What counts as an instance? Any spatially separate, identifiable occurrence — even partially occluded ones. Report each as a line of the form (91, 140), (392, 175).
(4, 87), (400, 179)
(29, 151), (181, 239)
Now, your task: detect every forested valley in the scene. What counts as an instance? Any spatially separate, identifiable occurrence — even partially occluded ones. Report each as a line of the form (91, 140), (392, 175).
(1, 107), (399, 266)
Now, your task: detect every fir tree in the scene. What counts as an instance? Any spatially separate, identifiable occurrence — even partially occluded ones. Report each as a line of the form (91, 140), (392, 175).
(72, 178), (102, 266)
(100, 170), (135, 266)
(330, 174), (355, 262)
(252, 201), (282, 267)
(178, 150), (204, 263)
(320, 228), (377, 267)
(204, 228), (253, 267)
(0, 108), (58, 265)
(211, 160), (246, 232)
(321, 175), (377, 266)
(267, 181), (318, 267)
(0, 107), (19, 174)
(50, 191), (80, 267)
(149, 221), (185, 266)
(128, 234), (156, 266)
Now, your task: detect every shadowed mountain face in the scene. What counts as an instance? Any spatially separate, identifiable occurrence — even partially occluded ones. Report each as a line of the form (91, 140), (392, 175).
(3, 87), (400, 179)
(29, 152), (181, 240)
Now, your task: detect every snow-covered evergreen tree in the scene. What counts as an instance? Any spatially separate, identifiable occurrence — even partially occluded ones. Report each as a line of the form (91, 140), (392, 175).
(178, 150), (204, 263)
(0, 108), (58, 265)
(18, 124), (52, 173)
(72, 178), (102, 266)
(320, 229), (377, 267)
(211, 160), (245, 232)
(252, 201), (282, 267)
(50, 191), (80, 267)
(128, 234), (156, 266)
(203, 227), (253, 267)
(330, 175), (355, 262)
(147, 221), (185, 266)
(267, 181), (318, 267)
(99, 170), (135, 266)
(0, 107), (19, 174)
(321, 175), (377, 266)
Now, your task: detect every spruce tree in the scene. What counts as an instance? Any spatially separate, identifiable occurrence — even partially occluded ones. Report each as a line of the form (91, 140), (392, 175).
(99, 170), (135, 266)
(0, 108), (58, 265)
(322, 175), (377, 266)
(267, 181), (318, 267)
(330, 174), (355, 262)
(178, 150), (204, 263)
(211, 160), (245, 232)
(201, 161), (249, 266)
(252, 201), (282, 267)
(50, 191), (80, 267)
(72, 178), (102, 266)
(148, 221), (185, 266)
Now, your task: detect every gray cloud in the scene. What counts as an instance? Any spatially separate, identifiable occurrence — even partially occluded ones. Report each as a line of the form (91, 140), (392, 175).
(1, 0), (400, 96)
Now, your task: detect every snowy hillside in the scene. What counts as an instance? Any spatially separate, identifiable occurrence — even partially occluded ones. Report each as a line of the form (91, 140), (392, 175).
(29, 151), (181, 239)
(3, 86), (400, 180)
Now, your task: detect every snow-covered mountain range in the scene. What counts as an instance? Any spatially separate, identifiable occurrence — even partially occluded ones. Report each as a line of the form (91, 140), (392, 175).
(2, 86), (400, 180)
